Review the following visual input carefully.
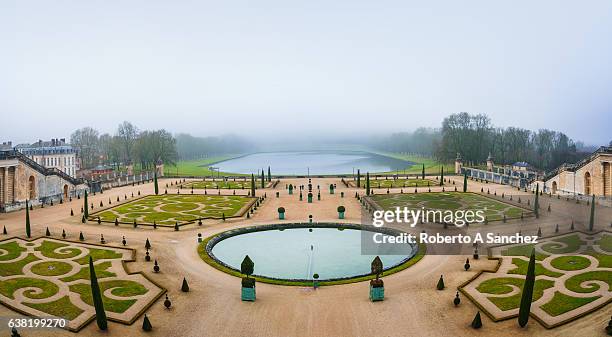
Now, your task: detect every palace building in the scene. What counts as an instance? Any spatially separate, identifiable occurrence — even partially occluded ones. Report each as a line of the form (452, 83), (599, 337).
(0, 141), (86, 212)
(15, 138), (78, 177)
(543, 146), (612, 197)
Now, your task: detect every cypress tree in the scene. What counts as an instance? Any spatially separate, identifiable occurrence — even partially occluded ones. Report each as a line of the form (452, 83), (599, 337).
(357, 169), (361, 187)
(154, 171), (159, 195)
(181, 277), (190, 292)
(261, 169), (265, 188)
(534, 184), (539, 218)
(89, 256), (108, 330)
(250, 174), (256, 197)
(518, 249), (536, 327)
(84, 190), (89, 218)
(267, 166), (271, 182)
(25, 200), (31, 238)
(439, 166), (444, 186)
(422, 164), (425, 180)
(366, 172), (370, 196)
(463, 172), (468, 192)
(142, 314), (152, 331)
(588, 194), (595, 231)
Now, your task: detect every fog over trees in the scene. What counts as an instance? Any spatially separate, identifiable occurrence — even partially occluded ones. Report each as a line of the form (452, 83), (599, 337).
(374, 112), (591, 170)
(69, 112), (597, 172)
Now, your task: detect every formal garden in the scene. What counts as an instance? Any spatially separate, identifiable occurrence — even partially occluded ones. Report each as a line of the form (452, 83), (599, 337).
(178, 178), (274, 190)
(369, 192), (530, 222)
(0, 237), (164, 331)
(91, 194), (256, 227)
(350, 177), (439, 189)
(461, 231), (611, 328)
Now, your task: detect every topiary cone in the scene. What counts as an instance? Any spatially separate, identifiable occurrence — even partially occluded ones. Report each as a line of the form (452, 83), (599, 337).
(437, 275), (445, 290)
(181, 277), (190, 292)
(464, 258), (470, 271)
(454, 292), (460, 306)
(471, 311), (482, 329)
(142, 314), (152, 331)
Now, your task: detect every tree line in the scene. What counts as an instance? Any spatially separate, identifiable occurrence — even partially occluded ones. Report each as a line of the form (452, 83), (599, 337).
(175, 133), (253, 160)
(70, 121), (178, 170)
(375, 112), (592, 171)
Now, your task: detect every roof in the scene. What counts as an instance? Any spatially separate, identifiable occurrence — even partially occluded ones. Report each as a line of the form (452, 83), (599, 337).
(513, 162), (530, 167)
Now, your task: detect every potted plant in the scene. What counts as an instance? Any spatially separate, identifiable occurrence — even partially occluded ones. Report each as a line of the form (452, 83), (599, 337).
(329, 184), (335, 194)
(278, 207), (286, 220)
(337, 206), (346, 219)
(241, 255), (256, 301)
(313, 273), (319, 289)
(288, 184), (294, 195)
(369, 256), (384, 301)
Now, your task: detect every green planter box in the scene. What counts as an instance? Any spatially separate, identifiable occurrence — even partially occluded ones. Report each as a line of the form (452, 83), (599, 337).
(279, 213), (285, 220)
(338, 212), (345, 219)
(307, 195), (313, 203)
(369, 285), (384, 302)
(241, 286), (256, 301)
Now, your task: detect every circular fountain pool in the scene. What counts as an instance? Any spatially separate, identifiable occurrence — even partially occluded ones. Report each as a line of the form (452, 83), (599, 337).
(203, 223), (419, 284)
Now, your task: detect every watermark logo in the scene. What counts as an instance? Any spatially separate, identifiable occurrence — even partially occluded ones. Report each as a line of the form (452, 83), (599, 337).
(372, 207), (486, 228)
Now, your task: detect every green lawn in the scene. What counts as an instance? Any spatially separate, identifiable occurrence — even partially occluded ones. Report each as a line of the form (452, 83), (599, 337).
(0, 277), (59, 300)
(0, 254), (39, 276)
(540, 291), (600, 317)
(508, 258), (562, 277)
(502, 244), (548, 261)
(372, 152), (454, 175)
(476, 277), (555, 311)
(26, 296), (84, 321)
(370, 192), (529, 222)
(541, 234), (586, 254)
(359, 178), (439, 189)
(164, 155), (246, 177)
(0, 238), (162, 330)
(70, 280), (149, 314)
(550, 256), (592, 271)
(565, 271), (612, 293)
(31, 261), (74, 276)
(178, 179), (254, 190)
(93, 194), (254, 225)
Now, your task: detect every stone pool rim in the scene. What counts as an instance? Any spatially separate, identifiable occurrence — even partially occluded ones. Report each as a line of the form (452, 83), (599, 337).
(198, 222), (425, 286)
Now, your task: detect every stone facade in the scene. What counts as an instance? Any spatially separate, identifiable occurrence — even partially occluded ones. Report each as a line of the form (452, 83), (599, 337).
(15, 138), (78, 177)
(544, 146), (612, 197)
(0, 151), (87, 212)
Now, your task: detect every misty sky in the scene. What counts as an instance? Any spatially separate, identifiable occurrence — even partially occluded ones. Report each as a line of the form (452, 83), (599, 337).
(1, 1), (611, 145)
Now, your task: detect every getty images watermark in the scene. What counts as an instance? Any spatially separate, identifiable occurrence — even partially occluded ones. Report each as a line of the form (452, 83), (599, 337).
(364, 207), (538, 250)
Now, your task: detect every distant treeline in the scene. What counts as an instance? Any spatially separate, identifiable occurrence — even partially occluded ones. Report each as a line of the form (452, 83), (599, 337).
(71, 121), (177, 170)
(175, 133), (254, 160)
(376, 112), (593, 171)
